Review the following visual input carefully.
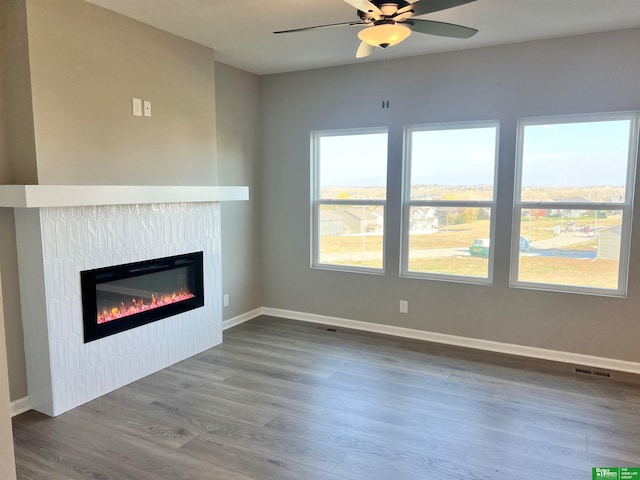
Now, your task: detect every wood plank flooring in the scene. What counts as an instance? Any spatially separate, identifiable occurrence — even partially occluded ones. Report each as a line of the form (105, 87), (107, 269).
(12, 315), (640, 479)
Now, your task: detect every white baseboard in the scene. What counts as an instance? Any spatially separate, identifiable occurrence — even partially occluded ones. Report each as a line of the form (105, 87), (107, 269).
(10, 396), (30, 417)
(261, 307), (640, 376)
(223, 307), (264, 331)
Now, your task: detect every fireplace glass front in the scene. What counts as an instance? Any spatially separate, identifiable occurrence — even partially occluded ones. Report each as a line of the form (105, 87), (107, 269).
(81, 252), (204, 343)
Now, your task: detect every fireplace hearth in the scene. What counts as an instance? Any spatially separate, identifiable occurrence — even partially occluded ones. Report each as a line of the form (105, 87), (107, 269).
(81, 252), (204, 343)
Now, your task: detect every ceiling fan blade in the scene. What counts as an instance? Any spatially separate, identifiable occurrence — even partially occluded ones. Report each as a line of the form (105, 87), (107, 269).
(411, 0), (476, 17)
(274, 21), (365, 34)
(409, 19), (478, 38)
(344, 0), (383, 16)
(393, 11), (414, 22)
(356, 41), (375, 58)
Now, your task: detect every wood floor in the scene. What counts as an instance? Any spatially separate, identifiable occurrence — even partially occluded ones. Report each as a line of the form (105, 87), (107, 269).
(12, 315), (640, 479)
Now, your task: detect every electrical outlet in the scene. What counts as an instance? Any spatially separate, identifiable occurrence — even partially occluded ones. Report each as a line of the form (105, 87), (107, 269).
(223, 294), (229, 307)
(143, 100), (152, 117)
(399, 300), (408, 314)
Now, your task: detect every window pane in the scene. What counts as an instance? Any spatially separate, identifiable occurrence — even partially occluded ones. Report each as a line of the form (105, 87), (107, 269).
(517, 208), (622, 290)
(319, 132), (387, 200)
(407, 206), (491, 278)
(409, 126), (497, 201)
(318, 205), (384, 269)
(520, 120), (631, 203)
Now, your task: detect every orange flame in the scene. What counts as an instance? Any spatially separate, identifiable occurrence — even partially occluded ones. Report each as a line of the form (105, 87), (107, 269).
(97, 290), (195, 324)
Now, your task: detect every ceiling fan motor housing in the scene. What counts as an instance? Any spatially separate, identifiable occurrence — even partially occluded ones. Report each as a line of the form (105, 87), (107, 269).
(358, 0), (412, 20)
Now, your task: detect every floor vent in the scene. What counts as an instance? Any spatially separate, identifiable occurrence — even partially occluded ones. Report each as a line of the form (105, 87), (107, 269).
(325, 328), (338, 332)
(575, 367), (611, 378)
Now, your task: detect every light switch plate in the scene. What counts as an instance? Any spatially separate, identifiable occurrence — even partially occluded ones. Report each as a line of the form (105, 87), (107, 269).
(143, 100), (151, 117)
(132, 97), (142, 116)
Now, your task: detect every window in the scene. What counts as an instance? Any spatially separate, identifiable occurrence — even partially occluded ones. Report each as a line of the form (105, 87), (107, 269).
(511, 112), (639, 296)
(311, 128), (387, 273)
(402, 121), (499, 283)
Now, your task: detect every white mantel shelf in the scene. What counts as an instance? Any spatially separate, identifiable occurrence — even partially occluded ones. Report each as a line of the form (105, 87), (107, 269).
(0, 185), (248, 208)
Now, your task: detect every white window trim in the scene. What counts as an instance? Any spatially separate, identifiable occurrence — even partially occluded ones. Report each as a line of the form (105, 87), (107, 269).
(510, 111), (639, 297)
(400, 120), (500, 285)
(310, 127), (388, 275)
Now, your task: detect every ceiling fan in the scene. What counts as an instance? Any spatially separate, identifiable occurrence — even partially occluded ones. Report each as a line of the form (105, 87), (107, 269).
(274, 0), (478, 58)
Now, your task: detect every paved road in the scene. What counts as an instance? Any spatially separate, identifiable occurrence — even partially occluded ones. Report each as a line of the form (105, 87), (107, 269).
(530, 231), (594, 249)
(322, 240), (597, 263)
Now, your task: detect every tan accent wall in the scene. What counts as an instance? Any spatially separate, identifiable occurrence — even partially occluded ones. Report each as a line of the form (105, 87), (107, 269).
(0, 273), (17, 480)
(0, 0), (38, 184)
(216, 62), (263, 320)
(0, 0), (8, 181)
(25, 0), (217, 185)
(260, 28), (640, 364)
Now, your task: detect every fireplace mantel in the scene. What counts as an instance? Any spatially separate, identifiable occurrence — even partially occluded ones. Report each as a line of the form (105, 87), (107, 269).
(0, 185), (248, 208)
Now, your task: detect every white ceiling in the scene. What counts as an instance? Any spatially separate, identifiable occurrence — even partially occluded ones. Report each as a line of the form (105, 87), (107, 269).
(86, 0), (640, 75)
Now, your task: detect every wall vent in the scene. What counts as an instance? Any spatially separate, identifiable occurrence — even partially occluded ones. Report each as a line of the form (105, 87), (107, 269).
(574, 367), (611, 378)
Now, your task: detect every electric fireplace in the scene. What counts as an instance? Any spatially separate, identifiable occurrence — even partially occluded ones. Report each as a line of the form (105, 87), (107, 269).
(81, 251), (204, 343)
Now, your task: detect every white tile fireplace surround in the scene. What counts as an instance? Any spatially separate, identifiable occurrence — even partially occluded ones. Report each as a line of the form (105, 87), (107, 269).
(0, 185), (248, 416)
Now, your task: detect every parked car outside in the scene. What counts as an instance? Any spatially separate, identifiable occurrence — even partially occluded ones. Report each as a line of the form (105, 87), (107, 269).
(520, 236), (533, 251)
(469, 238), (490, 257)
(469, 236), (532, 257)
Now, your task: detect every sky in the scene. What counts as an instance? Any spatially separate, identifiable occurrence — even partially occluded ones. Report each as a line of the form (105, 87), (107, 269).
(318, 119), (633, 190)
(521, 119), (630, 188)
(410, 127), (497, 186)
(319, 132), (388, 188)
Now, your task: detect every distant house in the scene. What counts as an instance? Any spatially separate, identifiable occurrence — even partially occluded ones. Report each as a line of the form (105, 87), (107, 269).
(550, 196), (590, 218)
(319, 210), (344, 236)
(436, 206), (461, 227)
(338, 208), (381, 234)
(598, 224), (622, 260)
(410, 207), (439, 230)
(371, 207), (385, 231)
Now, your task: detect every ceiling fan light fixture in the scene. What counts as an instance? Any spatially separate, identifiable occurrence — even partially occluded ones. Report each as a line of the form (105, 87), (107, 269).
(357, 23), (411, 48)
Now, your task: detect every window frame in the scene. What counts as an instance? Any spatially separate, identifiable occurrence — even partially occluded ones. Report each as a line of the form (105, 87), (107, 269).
(310, 127), (388, 274)
(400, 120), (501, 285)
(510, 111), (639, 297)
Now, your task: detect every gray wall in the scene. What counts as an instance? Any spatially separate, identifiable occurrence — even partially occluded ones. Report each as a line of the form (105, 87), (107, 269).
(215, 62), (263, 320)
(1, 0), (219, 401)
(0, 274), (16, 479)
(260, 28), (640, 363)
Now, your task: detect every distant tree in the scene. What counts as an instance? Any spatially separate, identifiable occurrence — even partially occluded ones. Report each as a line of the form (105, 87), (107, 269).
(459, 208), (477, 224)
(477, 209), (490, 220)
